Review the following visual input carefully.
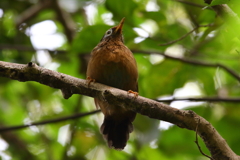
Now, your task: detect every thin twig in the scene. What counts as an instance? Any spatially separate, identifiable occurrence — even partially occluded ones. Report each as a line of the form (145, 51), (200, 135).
(0, 44), (67, 54)
(155, 97), (240, 103)
(132, 50), (240, 82)
(195, 119), (214, 160)
(159, 24), (212, 46)
(173, 0), (211, 9)
(0, 110), (100, 132)
(51, 0), (76, 42)
(16, 0), (51, 26)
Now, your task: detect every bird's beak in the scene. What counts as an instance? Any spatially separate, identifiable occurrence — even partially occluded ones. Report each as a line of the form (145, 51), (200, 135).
(115, 18), (125, 34)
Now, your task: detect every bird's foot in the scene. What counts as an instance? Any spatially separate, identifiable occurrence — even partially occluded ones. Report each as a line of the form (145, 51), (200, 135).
(127, 90), (138, 98)
(86, 76), (96, 87)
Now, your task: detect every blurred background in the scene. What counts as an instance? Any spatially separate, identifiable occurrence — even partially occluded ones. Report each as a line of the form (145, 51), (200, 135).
(0, 0), (240, 159)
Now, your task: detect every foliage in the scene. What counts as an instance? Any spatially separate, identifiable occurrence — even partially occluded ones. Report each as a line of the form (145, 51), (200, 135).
(0, 0), (240, 159)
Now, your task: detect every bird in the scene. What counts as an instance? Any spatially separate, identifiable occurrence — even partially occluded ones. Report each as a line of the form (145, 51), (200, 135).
(86, 18), (138, 150)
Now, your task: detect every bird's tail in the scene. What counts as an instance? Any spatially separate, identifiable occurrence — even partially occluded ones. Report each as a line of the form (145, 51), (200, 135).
(100, 117), (134, 150)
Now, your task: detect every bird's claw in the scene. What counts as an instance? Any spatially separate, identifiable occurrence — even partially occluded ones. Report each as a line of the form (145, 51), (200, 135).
(87, 76), (96, 87)
(127, 90), (138, 98)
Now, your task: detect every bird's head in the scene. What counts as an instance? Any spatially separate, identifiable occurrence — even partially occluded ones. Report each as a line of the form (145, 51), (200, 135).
(100, 18), (125, 42)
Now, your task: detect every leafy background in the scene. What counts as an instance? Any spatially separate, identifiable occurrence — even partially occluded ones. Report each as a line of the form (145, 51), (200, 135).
(0, 0), (240, 159)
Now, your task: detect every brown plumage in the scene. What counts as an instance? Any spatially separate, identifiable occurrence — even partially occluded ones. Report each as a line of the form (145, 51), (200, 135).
(86, 18), (138, 150)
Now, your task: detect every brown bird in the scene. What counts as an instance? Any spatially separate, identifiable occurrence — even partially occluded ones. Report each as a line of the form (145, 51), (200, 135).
(86, 18), (138, 150)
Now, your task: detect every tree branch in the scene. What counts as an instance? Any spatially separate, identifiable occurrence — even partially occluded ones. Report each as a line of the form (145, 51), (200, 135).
(15, 0), (76, 43)
(51, 0), (76, 42)
(174, 0), (212, 9)
(159, 24), (212, 46)
(103, 86), (240, 160)
(133, 50), (240, 82)
(16, 0), (52, 27)
(0, 44), (67, 58)
(156, 97), (240, 103)
(0, 61), (239, 159)
(0, 110), (100, 132)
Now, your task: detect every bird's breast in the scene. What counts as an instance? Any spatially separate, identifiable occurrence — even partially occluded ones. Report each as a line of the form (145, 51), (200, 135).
(87, 44), (138, 91)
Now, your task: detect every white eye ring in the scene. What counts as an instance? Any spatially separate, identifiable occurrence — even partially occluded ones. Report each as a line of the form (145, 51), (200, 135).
(105, 29), (112, 36)
(100, 29), (113, 41)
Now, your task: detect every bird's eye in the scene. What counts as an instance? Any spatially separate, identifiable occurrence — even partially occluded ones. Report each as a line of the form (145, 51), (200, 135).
(100, 29), (113, 41)
(105, 29), (112, 36)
